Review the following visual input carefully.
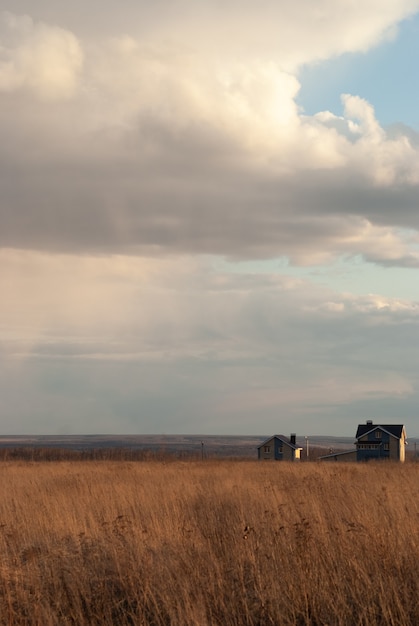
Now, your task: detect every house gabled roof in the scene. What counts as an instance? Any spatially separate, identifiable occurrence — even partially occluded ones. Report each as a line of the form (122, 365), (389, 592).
(257, 435), (301, 451)
(355, 424), (405, 440)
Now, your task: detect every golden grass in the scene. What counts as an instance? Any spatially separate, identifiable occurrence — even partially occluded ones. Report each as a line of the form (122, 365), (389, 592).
(0, 460), (418, 625)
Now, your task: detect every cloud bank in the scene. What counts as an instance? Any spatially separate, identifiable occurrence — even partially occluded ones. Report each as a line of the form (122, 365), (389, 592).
(1, 2), (419, 265)
(1, 1), (419, 434)
(1, 249), (418, 434)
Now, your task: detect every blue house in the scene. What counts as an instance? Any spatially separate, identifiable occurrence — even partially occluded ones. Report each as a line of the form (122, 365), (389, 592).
(257, 434), (302, 461)
(355, 421), (407, 462)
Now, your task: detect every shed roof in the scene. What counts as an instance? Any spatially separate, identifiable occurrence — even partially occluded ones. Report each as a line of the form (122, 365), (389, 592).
(355, 424), (405, 440)
(257, 435), (301, 451)
(319, 450), (357, 460)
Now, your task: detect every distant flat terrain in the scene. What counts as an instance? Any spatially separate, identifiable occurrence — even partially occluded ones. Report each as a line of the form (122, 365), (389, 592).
(0, 434), (361, 458)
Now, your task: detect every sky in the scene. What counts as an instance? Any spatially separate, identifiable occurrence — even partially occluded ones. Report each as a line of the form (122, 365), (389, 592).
(1, 1), (419, 437)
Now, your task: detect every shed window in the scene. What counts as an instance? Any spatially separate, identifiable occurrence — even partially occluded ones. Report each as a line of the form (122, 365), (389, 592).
(264, 446), (270, 453)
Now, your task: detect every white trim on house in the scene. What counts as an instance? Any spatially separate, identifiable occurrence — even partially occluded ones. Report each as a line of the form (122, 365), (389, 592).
(357, 426), (404, 441)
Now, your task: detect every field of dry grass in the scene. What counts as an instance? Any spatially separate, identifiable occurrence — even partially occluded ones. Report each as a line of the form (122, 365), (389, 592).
(0, 460), (418, 625)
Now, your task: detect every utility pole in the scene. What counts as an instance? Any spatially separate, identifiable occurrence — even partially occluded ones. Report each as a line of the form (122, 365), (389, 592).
(305, 436), (309, 460)
(201, 441), (204, 461)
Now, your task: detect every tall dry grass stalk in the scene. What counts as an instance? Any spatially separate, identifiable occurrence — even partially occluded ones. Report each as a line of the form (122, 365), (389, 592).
(0, 460), (418, 625)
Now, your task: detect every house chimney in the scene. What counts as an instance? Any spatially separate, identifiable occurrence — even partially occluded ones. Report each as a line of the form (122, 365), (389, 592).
(366, 420), (373, 425)
(290, 433), (296, 446)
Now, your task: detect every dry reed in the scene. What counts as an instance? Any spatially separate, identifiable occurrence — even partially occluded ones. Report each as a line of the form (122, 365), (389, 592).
(0, 460), (418, 625)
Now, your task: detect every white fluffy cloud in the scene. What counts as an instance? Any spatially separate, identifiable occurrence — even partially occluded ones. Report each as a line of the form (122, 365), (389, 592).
(35, 0), (417, 67)
(0, 11), (83, 99)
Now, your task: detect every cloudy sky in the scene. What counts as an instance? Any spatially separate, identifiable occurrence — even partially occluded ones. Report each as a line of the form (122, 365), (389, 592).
(1, 1), (419, 437)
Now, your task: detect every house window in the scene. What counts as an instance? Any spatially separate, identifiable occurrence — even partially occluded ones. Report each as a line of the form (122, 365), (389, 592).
(264, 446), (270, 453)
(375, 431), (382, 439)
(383, 443), (389, 450)
(278, 445), (283, 452)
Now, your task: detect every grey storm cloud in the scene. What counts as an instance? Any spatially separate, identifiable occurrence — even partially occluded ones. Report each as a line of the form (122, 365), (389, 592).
(1, 110), (419, 264)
